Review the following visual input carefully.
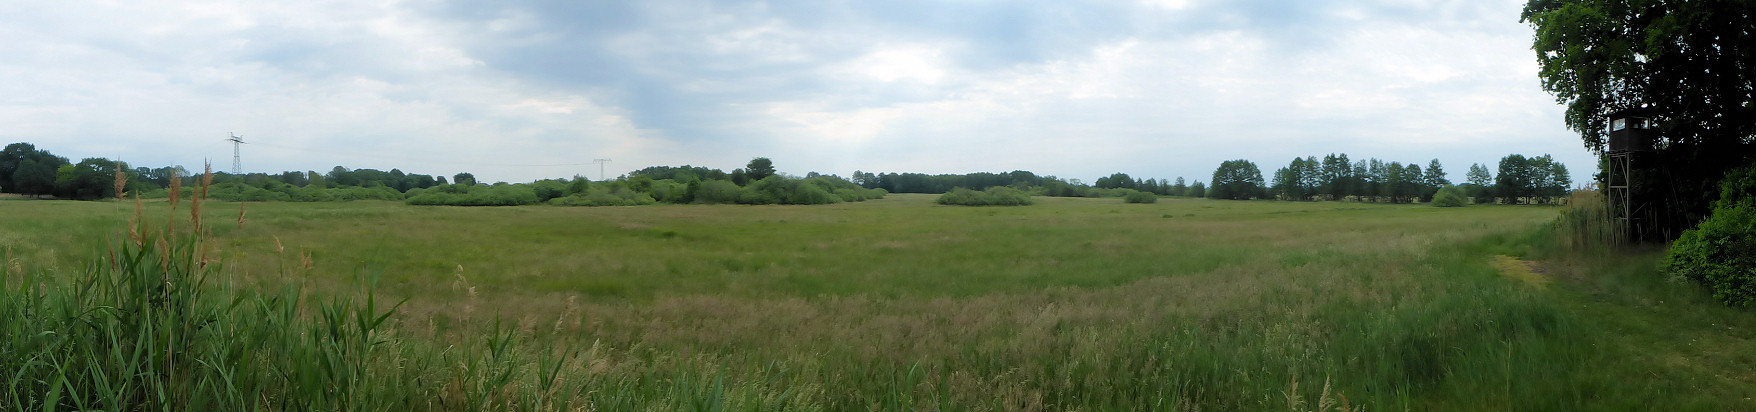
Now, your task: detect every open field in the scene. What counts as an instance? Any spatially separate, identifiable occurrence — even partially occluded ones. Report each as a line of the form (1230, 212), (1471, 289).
(4, 194), (1756, 409)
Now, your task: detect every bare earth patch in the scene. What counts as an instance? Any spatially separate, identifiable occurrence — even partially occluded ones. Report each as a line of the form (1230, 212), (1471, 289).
(1492, 255), (1550, 289)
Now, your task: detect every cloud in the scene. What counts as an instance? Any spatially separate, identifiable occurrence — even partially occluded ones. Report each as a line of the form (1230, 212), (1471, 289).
(1, 0), (1590, 185)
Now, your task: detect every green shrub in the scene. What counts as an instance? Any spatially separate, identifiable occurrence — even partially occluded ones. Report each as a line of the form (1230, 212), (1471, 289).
(693, 180), (743, 204)
(1667, 203), (1756, 307)
(1122, 190), (1157, 203)
(548, 186), (658, 206)
(407, 184), (539, 206)
(1668, 164), (1756, 307)
(937, 186), (1033, 206)
(1432, 185), (1467, 207)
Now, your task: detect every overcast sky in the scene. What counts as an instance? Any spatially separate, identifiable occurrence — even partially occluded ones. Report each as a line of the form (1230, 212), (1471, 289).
(2, 0), (1594, 185)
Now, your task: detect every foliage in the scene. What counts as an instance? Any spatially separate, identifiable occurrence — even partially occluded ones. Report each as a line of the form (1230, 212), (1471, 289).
(1209, 159), (1266, 200)
(452, 172), (477, 186)
(936, 186), (1034, 206)
(692, 180), (744, 204)
(1668, 164), (1756, 307)
(1522, 0), (1756, 237)
(1431, 185), (1468, 207)
(1495, 154), (1571, 204)
(1094, 173), (1136, 189)
(406, 184), (540, 206)
(1122, 189), (1158, 203)
(745, 157), (777, 181)
(1, 142), (69, 197)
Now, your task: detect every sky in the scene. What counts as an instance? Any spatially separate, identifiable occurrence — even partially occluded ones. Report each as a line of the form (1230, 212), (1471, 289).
(1, 0), (1596, 186)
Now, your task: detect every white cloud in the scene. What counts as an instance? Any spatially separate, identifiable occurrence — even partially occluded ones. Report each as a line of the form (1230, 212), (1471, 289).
(0, 0), (1591, 185)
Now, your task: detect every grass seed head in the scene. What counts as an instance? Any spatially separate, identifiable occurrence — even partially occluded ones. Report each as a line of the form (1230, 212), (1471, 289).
(112, 161), (127, 201)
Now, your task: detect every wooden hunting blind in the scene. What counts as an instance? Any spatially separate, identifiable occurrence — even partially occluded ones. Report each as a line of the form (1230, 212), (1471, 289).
(1607, 108), (1659, 153)
(1605, 107), (1661, 241)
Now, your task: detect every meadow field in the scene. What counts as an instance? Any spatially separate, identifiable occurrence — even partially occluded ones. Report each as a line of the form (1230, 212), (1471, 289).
(4, 194), (1755, 410)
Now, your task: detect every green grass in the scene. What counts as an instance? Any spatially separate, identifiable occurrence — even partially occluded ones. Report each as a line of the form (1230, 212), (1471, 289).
(3, 194), (1754, 409)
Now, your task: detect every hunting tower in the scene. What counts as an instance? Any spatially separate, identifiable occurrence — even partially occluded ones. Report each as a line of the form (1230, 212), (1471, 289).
(1605, 108), (1658, 241)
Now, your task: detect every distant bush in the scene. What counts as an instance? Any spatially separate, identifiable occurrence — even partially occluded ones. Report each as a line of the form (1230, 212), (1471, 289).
(1432, 185), (1467, 207)
(1122, 189), (1157, 203)
(406, 184), (539, 206)
(1668, 165), (1756, 307)
(548, 186), (657, 206)
(937, 186), (1033, 206)
(693, 180), (743, 204)
(195, 182), (405, 202)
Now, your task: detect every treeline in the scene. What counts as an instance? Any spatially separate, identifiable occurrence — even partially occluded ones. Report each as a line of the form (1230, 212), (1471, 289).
(1211, 154), (1572, 204)
(2, 141), (1571, 207)
(850, 170), (1207, 198)
(0, 144), (888, 207)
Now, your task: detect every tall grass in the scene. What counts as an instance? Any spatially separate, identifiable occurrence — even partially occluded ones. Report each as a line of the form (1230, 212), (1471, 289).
(0, 167), (583, 411)
(1553, 189), (1618, 254)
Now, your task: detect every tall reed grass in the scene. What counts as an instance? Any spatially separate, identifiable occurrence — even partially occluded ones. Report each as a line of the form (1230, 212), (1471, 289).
(1554, 189), (1619, 253)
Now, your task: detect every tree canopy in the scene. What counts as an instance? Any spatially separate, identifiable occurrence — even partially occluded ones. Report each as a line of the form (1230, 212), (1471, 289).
(1523, 0), (1756, 234)
(1209, 159), (1266, 200)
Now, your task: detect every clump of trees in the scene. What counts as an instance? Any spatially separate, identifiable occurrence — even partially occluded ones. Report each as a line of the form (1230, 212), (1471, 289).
(936, 187), (1034, 206)
(1233, 153), (1571, 204)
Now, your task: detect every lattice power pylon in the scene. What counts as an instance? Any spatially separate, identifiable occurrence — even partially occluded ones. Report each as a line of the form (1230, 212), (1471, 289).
(227, 133), (246, 175)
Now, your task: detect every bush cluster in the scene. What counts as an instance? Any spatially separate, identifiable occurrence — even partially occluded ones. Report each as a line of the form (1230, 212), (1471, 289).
(1431, 185), (1468, 207)
(1668, 165), (1756, 307)
(937, 187), (1034, 206)
(1122, 189), (1158, 203)
(199, 182), (405, 202)
(405, 184), (539, 206)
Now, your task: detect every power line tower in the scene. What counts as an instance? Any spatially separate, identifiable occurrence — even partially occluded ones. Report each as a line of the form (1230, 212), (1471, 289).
(592, 158), (611, 181)
(227, 133), (246, 175)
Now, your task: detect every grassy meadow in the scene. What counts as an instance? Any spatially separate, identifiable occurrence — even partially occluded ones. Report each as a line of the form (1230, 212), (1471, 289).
(4, 193), (1755, 410)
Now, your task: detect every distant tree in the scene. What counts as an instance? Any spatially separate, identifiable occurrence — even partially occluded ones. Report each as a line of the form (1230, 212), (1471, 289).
(1272, 164), (1299, 200)
(1402, 163), (1425, 203)
(746, 158), (776, 181)
(1528, 154), (1572, 203)
(1496, 155), (1534, 204)
(1095, 172), (1136, 190)
(453, 172), (476, 186)
(1352, 160), (1373, 200)
(730, 168), (749, 186)
(0, 143), (35, 190)
(1383, 161), (1411, 202)
(1421, 159), (1449, 202)
(1320, 153), (1352, 200)
(1466, 163), (1494, 203)
(54, 158), (127, 200)
(389, 169), (410, 191)
(307, 171), (328, 188)
(326, 166), (357, 187)
(1209, 159), (1266, 200)
(11, 158), (58, 196)
(1189, 181), (1207, 198)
